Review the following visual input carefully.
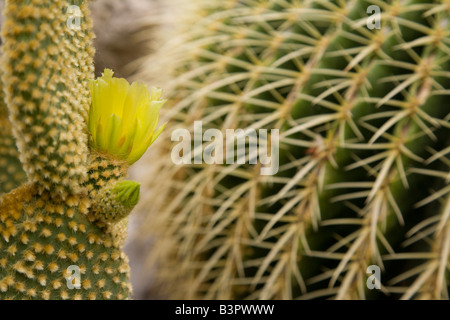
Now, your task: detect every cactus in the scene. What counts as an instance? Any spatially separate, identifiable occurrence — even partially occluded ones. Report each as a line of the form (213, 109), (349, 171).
(0, 80), (26, 195)
(136, 0), (450, 299)
(0, 1), (165, 299)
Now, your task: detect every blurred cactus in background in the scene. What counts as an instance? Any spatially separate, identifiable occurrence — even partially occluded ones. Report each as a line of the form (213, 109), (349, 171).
(135, 0), (450, 299)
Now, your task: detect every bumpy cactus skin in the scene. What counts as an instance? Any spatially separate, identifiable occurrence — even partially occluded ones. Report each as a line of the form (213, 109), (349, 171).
(2, 0), (93, 197)
(0, 1), (136, 300)
(0, 158), (132, 299)
(138, 0), (450, 299)
(0, 90), (26, 195)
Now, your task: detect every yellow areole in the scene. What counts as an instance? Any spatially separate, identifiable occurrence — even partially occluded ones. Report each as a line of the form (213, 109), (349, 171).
(88, 69), (166, 164)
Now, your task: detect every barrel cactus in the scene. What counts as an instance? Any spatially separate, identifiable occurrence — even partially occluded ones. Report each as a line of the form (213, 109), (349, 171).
(0, 0), (165, 299)
(136, 0), (450, 299)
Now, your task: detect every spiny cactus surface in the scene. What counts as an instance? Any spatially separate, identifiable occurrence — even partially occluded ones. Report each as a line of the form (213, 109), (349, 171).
(0, 0), (165, 300)
(137, 0), (450, 299)
(0, 86), (26, 195)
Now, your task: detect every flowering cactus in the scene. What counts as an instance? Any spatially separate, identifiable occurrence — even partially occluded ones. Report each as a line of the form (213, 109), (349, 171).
(0, 1), (165, 300)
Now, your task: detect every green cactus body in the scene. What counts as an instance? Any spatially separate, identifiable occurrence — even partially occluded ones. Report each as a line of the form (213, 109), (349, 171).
(1, 0), (94, 198)
(0, 156), (132, 300)
(0, 100), (26, 195)
(0, 0), (165, 300)
(138, 0), (450, 299)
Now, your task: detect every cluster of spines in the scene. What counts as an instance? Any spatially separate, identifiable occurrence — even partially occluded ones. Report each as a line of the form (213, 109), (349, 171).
(0, 183), (132, 300)
(84, 154), (134, 249)
(1, 0), (95, 197)
(84, 153), (129, 197)
(92, 180), (140, 224)
(137, 0), (450, 299)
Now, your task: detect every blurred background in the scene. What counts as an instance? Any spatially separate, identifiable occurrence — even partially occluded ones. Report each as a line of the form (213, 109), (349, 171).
(90, 0), (160, 79)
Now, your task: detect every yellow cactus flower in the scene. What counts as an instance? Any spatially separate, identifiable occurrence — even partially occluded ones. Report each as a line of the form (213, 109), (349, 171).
(88, 69), (166, 164)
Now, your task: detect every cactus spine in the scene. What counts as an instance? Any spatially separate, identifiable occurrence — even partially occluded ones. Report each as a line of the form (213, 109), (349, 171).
(137, 0), (450, 299)
(0, 0), (165, 300)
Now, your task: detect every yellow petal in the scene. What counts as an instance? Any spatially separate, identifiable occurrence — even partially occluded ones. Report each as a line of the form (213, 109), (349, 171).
(88, 68), (166, 164)
(107, 114), (123, 155)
